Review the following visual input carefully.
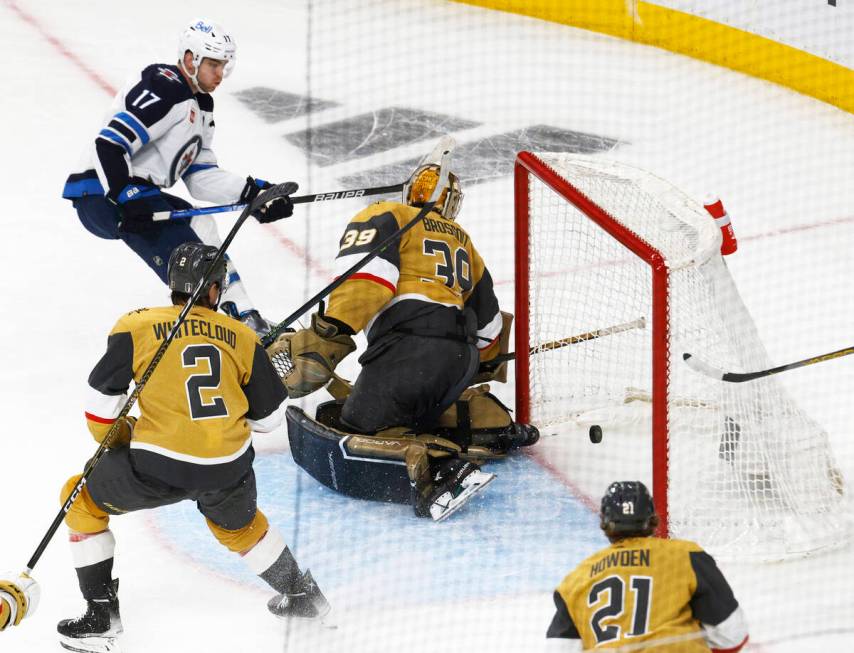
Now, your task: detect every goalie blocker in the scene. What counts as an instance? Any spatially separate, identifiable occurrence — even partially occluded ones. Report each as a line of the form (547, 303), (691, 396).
(286, 387), (538, 521)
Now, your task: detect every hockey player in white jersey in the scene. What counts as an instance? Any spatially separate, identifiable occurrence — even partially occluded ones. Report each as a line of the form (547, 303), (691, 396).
(62, 18), (293, 336)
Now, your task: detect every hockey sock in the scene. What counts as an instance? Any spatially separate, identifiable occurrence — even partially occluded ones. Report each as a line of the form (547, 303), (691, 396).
(241, 528), (301, 594)
(69, 530), (116, 600)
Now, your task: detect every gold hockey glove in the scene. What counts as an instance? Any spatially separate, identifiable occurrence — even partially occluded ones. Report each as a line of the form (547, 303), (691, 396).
(268, 313), (356, 398)
(91, 416), (136, 448)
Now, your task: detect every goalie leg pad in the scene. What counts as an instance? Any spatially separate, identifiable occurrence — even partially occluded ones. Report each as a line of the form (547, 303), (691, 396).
(437, 384), (540, 452)
(287, 405), (414, 504)
(286, 403), (499, 517)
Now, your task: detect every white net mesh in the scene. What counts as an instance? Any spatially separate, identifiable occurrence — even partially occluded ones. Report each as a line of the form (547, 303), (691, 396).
(523, 152), (847, 560)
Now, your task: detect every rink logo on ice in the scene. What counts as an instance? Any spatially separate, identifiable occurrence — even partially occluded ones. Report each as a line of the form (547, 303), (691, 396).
(233, 88), (622, 186)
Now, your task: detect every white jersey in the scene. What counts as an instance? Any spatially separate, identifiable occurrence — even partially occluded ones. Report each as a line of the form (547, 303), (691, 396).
(63, 63), (244, 204)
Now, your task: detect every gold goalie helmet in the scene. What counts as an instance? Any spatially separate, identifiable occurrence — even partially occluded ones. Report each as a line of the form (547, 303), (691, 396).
(403, 164), (463, 221)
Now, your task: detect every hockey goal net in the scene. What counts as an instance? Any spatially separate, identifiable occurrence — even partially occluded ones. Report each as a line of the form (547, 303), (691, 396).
(514, 151), (846, 560)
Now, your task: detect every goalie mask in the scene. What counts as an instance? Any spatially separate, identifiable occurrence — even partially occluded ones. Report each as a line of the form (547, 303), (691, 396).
(168, 242), (228, 301)
(600, 481), (657, 535)
(403, 164), (463, 221)
(178, 18), (236, 88)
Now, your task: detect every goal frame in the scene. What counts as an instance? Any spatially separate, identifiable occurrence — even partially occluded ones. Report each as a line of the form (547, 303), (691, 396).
(514, 150), (672, 537)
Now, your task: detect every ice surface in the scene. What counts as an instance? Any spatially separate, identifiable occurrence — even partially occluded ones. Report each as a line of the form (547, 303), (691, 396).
(1, 1), (853, 651)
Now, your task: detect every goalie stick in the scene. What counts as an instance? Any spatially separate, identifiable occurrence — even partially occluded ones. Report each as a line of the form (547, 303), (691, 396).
(21, 183), (297, 576)
(154, 183), (404, 221)
(262, 138), (456, 347)
(683, 345), (854, 383)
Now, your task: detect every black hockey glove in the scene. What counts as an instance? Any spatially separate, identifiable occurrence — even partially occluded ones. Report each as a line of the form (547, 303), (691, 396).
(240, 176), (295, 224)
(111, 183), (171, 234)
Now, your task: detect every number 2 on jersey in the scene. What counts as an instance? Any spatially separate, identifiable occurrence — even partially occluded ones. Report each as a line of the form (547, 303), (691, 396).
(182, 344), (228, 420)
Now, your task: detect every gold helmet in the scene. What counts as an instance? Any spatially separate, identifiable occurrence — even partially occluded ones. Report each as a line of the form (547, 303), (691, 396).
(403, 164), (463, 221)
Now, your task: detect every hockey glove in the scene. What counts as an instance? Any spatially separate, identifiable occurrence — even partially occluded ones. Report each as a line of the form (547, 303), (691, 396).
(0, 572), (40, 631)
(240, 176), (295, 224)
(267, 313), (356, 398)
(106, 416), (136, 448)
(111, 183), (171, 234)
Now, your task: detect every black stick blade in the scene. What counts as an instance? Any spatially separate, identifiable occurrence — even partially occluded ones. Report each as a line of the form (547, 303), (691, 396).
(251, 181), (299, 214)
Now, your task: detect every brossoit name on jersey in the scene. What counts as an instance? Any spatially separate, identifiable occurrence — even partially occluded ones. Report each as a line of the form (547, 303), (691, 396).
(422, 217), (469, 246)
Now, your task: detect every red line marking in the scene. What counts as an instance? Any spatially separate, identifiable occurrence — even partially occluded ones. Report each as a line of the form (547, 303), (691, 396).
(3, 0), (117, 96)
(266, 226), (336, 279)
(526, 448), (599, 514)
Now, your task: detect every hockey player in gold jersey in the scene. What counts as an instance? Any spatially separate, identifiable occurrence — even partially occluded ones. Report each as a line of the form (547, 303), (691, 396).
(270, 151), (538, 520)
(56, 243), (330, 652)
(547, 481), (749, 652)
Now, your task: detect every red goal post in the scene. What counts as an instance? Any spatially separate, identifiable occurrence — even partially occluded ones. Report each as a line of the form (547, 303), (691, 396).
(513, 151), (846, 559)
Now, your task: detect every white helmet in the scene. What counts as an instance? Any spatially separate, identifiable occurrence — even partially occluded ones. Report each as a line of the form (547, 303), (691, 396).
(178, 19), (236, 87)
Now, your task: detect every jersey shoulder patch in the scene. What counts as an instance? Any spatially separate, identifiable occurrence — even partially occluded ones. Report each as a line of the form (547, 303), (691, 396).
(129, 64), (193, 110)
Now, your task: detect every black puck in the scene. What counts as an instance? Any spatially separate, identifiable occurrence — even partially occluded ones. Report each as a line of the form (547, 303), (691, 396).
(589, 425), (603, 444)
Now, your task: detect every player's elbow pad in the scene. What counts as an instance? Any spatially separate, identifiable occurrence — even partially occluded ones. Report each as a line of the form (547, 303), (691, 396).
(705, 606), (749, 653)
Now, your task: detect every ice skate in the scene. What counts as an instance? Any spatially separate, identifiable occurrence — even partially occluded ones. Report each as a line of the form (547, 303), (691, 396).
(57, 579), (122, 653)
(424, 460), (495, 522)
(267, 570), (334, 628)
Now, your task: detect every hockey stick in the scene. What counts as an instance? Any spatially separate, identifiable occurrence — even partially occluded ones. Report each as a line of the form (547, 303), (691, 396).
(261, 142), (455, 347)
(483, 317), (646, 369)
(682, 344), (854, 383)
(22, 182), (297, 575)
(153, 183), (404, 221)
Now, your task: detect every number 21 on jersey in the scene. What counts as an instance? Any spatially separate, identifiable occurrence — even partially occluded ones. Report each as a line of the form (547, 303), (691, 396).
(588, 575), (653, 643)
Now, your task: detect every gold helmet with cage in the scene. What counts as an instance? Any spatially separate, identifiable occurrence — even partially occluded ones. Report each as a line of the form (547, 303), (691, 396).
(403, 164), (463, 221)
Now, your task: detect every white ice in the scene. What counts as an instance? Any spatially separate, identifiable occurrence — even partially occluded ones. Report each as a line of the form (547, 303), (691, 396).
(1, 1), (853, 652)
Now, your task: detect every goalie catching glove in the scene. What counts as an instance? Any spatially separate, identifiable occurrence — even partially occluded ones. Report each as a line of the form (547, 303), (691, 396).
(267, 313), (356, 398)
(0, 572), (40, 631)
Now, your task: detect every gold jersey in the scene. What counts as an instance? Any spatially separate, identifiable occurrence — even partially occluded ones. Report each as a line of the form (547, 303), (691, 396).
(325, 201), (502, 357)
(549, 537), (743, 652)
(84, 304), (287, 489)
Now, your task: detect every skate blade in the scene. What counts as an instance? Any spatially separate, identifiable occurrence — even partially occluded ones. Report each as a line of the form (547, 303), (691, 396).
(273, 607), (338, 630)
(60, 635), (122, 653)
(432, 472), (496, 522)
